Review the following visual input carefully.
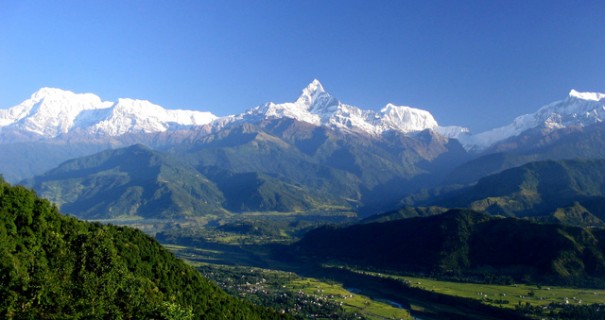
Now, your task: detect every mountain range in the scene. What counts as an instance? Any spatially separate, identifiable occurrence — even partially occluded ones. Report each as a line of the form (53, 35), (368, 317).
(3, 81), (605, 219)
(2, 80), (603, 150)
(0, 80), (466, 143)
(24, 144), (226, 219)
(0, 87), (216, 139)
(24, 122), (468, 217)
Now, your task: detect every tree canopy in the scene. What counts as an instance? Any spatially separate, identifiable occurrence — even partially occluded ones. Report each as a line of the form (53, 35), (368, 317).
(0, 178), (284, 319)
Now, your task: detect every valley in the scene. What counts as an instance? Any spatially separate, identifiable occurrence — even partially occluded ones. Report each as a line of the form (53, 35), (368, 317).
(124, 210), (603, 319)
(3, 1), (604, 319)
(2, 83), (605, 319)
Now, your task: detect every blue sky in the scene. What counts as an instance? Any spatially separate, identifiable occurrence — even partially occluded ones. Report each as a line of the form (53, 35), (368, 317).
(1, 0), (603, 132)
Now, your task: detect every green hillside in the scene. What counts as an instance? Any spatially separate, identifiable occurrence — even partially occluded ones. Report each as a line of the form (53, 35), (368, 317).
(176, 119), (469, 215)
(202, 167), (342, 213)
(0, 177), (283, 319)
(25, 144), (227, 219)
(434, 159), (605, 224)
(179, 123), (365, 210)
(22, 118), (471, 219)
(294, 209), (605, 284)
(25, 142), (353, 218)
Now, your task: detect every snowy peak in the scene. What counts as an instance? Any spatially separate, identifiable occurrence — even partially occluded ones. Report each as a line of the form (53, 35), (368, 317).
(0, 88), (217, 138)
(228, 80), (450, 137)
(30, 87), (102, 103)
(569, 89), (605, 102)
(461, 89), (605, 150)
(90, 98), (173, 135)
(0, 81), (478, 143)
(0, 82), (461, 141)
(296, 79), (327, 106)
(3, 82), (603, 152)
(378, 103), (438, 132)
(0, 88), (112, 136)
(296, 79), (340, 115)
(91, 98), (217, 135)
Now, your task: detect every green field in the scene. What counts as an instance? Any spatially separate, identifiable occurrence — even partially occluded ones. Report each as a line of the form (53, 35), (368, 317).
(285, 277), (411, 320)
(159, 216), (605, 319)
(166, 243), (412, 320)
(399, 275), (605, 308)
(341, 267), (605, 314)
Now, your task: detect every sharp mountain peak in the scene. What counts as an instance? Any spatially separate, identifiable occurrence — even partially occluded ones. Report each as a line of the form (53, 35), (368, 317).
(2, 82), (605, 151)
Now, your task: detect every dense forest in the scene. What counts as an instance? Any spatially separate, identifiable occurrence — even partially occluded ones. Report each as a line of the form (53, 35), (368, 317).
(0, 177), (284, 319)
(294, 209), (605, 285)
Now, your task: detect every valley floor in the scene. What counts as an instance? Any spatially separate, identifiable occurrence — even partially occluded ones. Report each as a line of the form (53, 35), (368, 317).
(103, 216), (605, 320)
(164, 242), (530, 319)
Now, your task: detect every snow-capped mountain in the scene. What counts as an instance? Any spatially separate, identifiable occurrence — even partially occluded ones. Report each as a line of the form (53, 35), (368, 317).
(88, 98), (217, 136)
(2, 81), (602, 151)
(461, 89), (605, 150)
(0, 80), (465, 142)
(0, 88), (111, 137)
(0, 88), (217, 139)
(217, 79), (465, 137)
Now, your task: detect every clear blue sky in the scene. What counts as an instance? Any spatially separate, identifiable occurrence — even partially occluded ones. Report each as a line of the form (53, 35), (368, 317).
(1, 0), (603, 132)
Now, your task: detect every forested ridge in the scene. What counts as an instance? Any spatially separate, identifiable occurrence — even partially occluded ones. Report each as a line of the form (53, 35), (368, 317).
(295, 209), (605, 285)
(0, 177), (284, 319)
